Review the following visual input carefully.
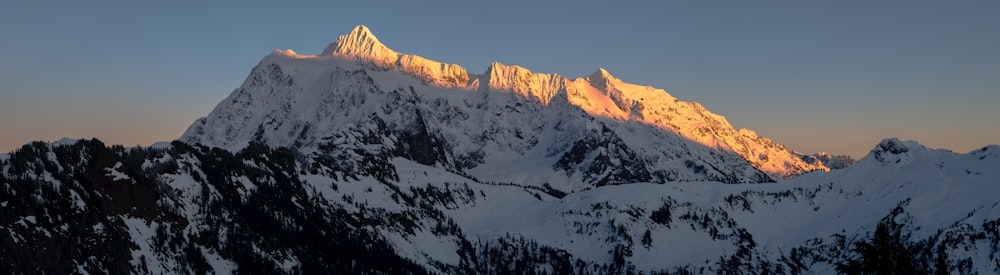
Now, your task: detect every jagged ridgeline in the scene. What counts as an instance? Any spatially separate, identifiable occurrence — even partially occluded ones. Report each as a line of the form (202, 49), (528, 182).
(181, 24), (830, 189)
(3, 25), (1000, 274)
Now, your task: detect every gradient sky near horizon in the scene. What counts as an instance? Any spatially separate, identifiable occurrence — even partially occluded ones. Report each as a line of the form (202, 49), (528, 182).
(1, 1), (997, 158)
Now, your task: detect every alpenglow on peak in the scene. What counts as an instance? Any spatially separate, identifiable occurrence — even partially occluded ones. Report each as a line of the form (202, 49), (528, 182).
(315, 25), (469, 87)
(320, 25), (398, 67)
(591, 68), (616, 80)
(184, 24), (830, 181)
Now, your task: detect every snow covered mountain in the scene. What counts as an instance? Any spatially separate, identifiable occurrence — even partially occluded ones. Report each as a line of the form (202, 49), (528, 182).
(181, 25), (826, 188)
(3, 25), (999, 274)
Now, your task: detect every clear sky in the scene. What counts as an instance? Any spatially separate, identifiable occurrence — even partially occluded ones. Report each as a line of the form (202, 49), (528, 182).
(1, 1), (997, 158)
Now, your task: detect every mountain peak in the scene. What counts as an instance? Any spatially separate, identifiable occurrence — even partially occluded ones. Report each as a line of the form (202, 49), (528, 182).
(321, 25), (398, 67)
(586, 68), (618, 92)
(873, 138), (914, 155)
(865, 138), (929, 164)
(185, 25), (830, 180)
(590, 68), (616, 81)
(329, 25), (382, 52)
(350, 24), (375, 38)
(485, 61), (529, 77)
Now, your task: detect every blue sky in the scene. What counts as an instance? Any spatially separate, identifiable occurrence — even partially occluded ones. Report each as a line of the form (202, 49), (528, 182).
(1, 1), (997, 157)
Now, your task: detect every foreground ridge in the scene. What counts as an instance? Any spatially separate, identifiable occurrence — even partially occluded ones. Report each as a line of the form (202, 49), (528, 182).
(1, 138), (997, 273)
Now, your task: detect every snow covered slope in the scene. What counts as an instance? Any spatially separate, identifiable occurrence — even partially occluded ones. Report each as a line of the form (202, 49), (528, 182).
(3, 136), (997, 274)
(182, 25), (825, 188)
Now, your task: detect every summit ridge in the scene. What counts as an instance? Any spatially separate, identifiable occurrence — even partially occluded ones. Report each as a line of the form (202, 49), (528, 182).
(183, 25), (828, 184)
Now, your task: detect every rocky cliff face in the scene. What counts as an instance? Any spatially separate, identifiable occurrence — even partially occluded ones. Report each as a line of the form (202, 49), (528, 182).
(800, 151), (857, 169)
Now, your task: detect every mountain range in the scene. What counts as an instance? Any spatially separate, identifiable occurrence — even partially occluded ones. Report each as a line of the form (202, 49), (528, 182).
(1, 25), (997, 274)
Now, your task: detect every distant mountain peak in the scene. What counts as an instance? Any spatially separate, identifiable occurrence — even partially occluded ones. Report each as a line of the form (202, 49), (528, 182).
(873, 138), (915, 155)
(485, 61), (528, 76)
(484, 62), (536, 87)
(321, 25), (398, 67)
(586, 68), (619, 92)
(350, 24), (375, 37)
(184, 24), (830, 181)
(324, 25), (385, 54)
(589, 68), (617, 82)
(866, 138), (934, 164)
(315, 25), (470, 86)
